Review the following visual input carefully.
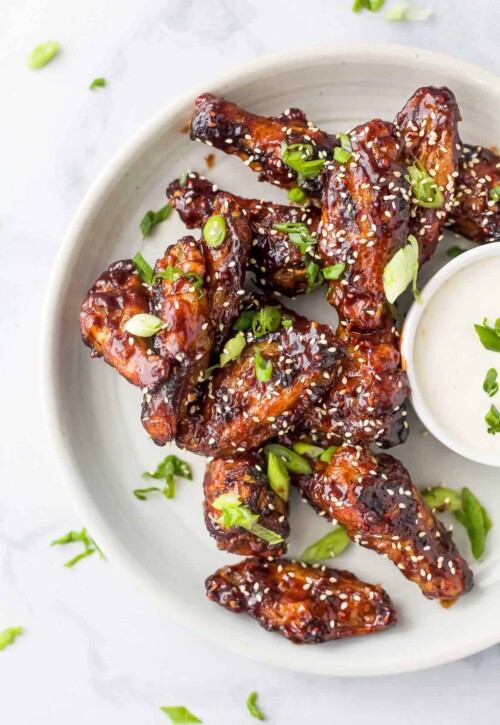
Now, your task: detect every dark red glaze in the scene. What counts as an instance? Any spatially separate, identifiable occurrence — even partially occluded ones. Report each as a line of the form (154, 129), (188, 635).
(202, 192), (252, 353)
(319, 119), (411, 331)
(189, 93), (336, 196)
(80, 260), (170, 388)
(168, 171), (321, 296)
(450, 144), (500, 243)
(176, 315), (344, 457)
(304, 315), (410, 448)
(203, 452), (289, 556)
(395, 86), (462, 265)
(294, 445), (473, 601)
(205, 557), (397, 644)
(141, 238), (213, 444)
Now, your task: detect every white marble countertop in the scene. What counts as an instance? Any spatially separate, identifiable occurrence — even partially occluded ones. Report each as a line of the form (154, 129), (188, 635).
(2, 0), (500, 722)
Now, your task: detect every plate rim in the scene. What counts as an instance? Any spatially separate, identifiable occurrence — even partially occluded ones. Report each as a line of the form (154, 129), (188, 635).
(41, 43), (500, 677)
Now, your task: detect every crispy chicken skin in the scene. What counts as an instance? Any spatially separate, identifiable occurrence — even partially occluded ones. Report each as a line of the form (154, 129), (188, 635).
(294, 445), (473, 601)
(80, 260), (170, 388)
(205, 558), (397, 643)
(449, 144), (500, 243)
(189, 93), (335, 196)
(395, 86), (462, 265)
(177, 315), (343, 457)
(304, 316), (410, 449)
(168, 171), (320, 296)
(203, 453), (289, 556)
(202, 192), (252, 353)
(319, 119), (411, 331)
(141, 238), (213, 444)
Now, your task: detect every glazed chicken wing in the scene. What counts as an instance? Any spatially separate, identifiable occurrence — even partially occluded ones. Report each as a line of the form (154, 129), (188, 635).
(304, 315), (409, 448)
(205, 557), (397, 643)
(395, 86), (462, 265)
(141, 238), (213, 444)
(203, 452), (289, 556)
(189, 93), (335, 196)
(177, 314), (343, 457)
(168, 171), (321, 296)
(449, 144), (500, 243)
(294, 445), (473, 601)
(319, 119), (411, 331)
(80, 260), (169, 388)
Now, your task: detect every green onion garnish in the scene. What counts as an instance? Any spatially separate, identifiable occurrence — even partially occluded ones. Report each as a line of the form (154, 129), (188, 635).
(140, 454), (192, 500)
(0, 626), (23, 651)
(384, 3), (431, 21)
(124, 313), (165, 337)
(51, 528), (104, 567)
(26, 40), (60, 70)
(320, 445), (338, 463)
(446, 246), (467, 258)
(333, 133), (353, 164)
(490, 186), (500, 203)
(280, 141), (325, 185)
(246, 692), (265, 721)
(212, 493), (284, 545)
(292, 441), (325, 459)
(474, 318), (500, 352)
(301, 526), (351, 561)
(133, 252), (154, 283)
(406, 160), (443, 208)
(154, 266), (204, 297)
(485, 404), (500, 435)
(421, 487), (462, 512)
(263, 444), (312, 474)
(383, 234), (420, 304)
(483, 368), (499, 398)
(89, 77), (106, 90)
(203, 214), (227, 247)
(287, 187), (308, 203)
(323, 263), (346, 280)
(220, 332), (246, 367)
(140, 204), (172, 238)
(254, 350), (273, 383)
(160, 706), (202, 723)
(266, 452), (290, 501)
(352, 0), (385, 11)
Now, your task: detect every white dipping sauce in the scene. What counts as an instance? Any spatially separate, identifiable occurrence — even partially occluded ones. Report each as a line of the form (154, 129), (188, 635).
(413, 257), (500, 456)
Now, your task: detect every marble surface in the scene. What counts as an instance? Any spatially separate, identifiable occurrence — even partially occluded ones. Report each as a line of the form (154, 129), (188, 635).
(2, 0), (500, 722)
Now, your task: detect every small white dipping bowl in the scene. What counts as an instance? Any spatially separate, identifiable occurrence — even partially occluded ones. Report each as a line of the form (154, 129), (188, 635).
(402, 242), (500, 467)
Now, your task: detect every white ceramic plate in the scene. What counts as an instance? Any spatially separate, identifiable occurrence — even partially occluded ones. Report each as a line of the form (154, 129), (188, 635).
(42, 44), (500, 677)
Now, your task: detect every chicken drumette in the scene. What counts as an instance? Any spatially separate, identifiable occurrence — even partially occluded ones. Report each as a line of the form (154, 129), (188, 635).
(395, 86), (462, 265)
(168, 171), (321, 296)
(294, 444), (473, 601)
(206, 557), (397, 643)
(189, 93), (336, 196)
(203, 452), (289, 556)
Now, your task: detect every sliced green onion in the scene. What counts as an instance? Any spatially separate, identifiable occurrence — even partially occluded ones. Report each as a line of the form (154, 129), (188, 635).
(288, 187), (308, 203)
(282, 319), (293, 328)
(133, 486), (162, 500)
(220, 332), (246, 367)
(203, 214), (226, 247)
(125, 313), (164, 337)
(474, 318), (500, 352)
(384, 3), (431, 21)
(212, 493), (283, 544)
(154, 266), (204, 297)
(132, 251), (154, 283)
(141, 454), (192, 500)
(421, 487), (462, 512)
(255, 350), (273, 382)
(264, 444), (312, 474)
(26, 40), (60, 70)
(246, 692), (265, 721)
(306, 258), (323, 292)
(483, 368), (499, 397)
(301, 526), (351, 561)
(252, 306), (281, 337)
(274, 222), (316, 254)
(89, 77), (106, 90)
(490, 186), (500, 203)
(485, 404), (500, 435)
(334, 133), (353, 164)
(267, 452), (290, 501)
(160, 706), (202, 723)
(383, 234), (420, 304)
(320, 445), (338, 463)
(280, 141), (325, 185)
(233, 310), (255, 331)
(0, 626), (23, 651)
(292, 441), (324, 459)
(460, 487), (487, 559)
(406, 160), (443, 208)
(323, 263), (346, 280)
(51, 528), (104, 567)
(447, 246), (467, 258)
(352, 0), (385, 11)
(140, 204), (172, 238)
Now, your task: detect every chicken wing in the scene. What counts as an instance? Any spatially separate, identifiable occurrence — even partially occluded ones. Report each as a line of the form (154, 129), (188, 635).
(304, 315), (410, 448)
(80, 260), (169, 388)
(177, 313), (343, 457)
(167, 171), (321, 296)
(203, 452), (289, 556)
(395, 86), (462, 265)
(319, 119), (411, 331)
(189, 93), (335, 196)
(294, 445), (473, 601)
(141, 238), (213, 444)
(449, 144), (500, 243)
(205, 557), (397, 643)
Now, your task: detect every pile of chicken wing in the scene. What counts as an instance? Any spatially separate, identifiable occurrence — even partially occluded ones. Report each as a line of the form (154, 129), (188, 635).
(80, 84), (498, 645)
